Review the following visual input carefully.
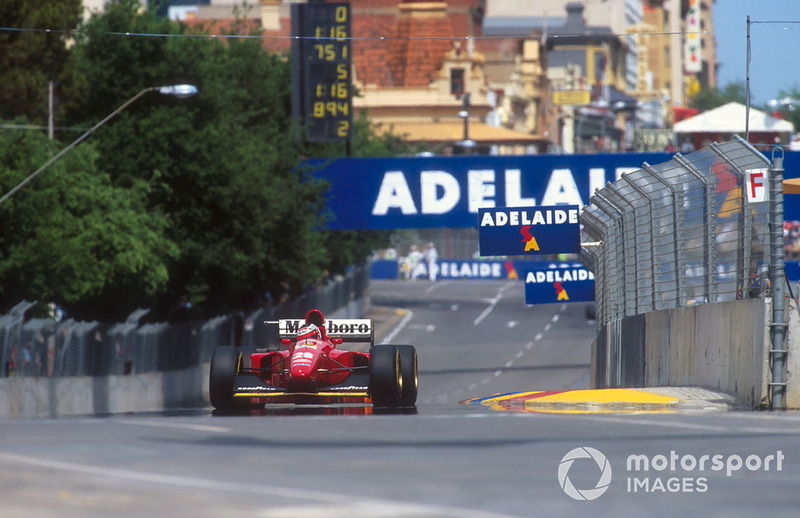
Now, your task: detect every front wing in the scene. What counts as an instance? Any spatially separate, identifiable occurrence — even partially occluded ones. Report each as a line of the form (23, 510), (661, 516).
(232, 372), (370, 403)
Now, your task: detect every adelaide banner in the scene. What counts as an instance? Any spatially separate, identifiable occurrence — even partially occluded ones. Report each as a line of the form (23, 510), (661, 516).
(309, 153), (671, 229)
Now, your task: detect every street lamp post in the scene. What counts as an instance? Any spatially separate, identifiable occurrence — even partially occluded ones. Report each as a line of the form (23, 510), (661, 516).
(0, 84), (198, 206)
(457, 92), (475, 154)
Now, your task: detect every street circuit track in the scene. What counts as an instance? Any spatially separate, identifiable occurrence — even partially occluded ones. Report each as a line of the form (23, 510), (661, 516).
(2, 280), (800, 517)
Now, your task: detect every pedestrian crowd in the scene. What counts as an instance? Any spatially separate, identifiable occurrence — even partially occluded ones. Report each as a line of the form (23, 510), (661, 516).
(377, 242), (439, 281)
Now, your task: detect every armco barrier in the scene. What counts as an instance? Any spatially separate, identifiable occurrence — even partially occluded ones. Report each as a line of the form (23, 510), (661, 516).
(0, 264), (370, 417)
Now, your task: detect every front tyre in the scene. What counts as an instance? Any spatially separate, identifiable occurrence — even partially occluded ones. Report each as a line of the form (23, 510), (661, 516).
(369, 345), (403, 407)
(209, 346), (241, 410)
(394, 345), (418, 406)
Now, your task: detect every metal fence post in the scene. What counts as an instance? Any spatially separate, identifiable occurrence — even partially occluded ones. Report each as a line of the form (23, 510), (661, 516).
(604, 182), (640, 316)
(592, 192), (625, 320)
(769, 149), (788, 409)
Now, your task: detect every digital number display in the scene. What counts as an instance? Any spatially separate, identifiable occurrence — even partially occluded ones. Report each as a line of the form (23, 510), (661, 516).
(291, 3), (352, 141)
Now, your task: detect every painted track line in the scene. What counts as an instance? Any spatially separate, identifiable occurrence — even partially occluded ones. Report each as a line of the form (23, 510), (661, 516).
(473, 281), (516, 326)
(0, 451), (524, 518)
(427, 303), (567, 404)
(379, 309), (413, 344)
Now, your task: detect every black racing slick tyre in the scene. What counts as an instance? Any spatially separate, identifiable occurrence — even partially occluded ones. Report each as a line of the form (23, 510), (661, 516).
(395, 345), (418, 407)
(209, 346), (241, 410)
(369, 344), (403, 407)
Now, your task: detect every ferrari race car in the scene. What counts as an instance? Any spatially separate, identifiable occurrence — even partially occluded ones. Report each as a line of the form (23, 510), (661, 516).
(209, 309), (418, 410)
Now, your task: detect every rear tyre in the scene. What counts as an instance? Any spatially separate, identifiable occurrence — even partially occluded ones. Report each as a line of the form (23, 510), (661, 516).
(395, 345), (418, 406)
(209, 346), (241, 410)
(369, 345), (403, 407)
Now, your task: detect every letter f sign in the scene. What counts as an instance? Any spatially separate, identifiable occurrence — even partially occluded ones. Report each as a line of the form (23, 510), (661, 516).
(746, 168), (768, 203)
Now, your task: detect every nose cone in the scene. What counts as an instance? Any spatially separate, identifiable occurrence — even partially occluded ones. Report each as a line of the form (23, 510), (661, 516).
(289, 343), (319, 383)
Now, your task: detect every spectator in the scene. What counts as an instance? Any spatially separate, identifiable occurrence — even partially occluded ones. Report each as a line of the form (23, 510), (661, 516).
(424, 242), (439, 281)
(404, 245), (424, 280)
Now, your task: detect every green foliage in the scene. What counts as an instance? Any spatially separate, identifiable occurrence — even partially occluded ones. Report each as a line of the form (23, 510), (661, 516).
(60, 2), (326, 316)
(302, 113), (423, 276)
(0, 0), (407, 320)
(770, 84), (800, 136)
(690, 81), (800, 136)
(0, 129), (177, 321)
(0, 0), (82, 124)
(62, 0), (183, 125)
(689, 81), (747, 111)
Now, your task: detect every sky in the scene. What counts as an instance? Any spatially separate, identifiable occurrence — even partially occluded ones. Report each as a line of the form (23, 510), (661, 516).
(714, 0), (800, 105)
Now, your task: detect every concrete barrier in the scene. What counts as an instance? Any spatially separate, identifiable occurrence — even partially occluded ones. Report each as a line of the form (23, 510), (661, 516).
(642, 298), (771, 408)
(783, 297), (800, 409)
(0, 297), (370, 418)
(0, 365), (208, 418)
(594, 296), (800, 409)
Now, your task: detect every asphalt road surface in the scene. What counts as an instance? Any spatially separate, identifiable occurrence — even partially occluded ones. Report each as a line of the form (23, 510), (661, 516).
(1, 279), (800, 517)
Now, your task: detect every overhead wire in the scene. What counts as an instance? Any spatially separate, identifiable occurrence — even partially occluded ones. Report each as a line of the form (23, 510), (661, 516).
(0, 24), (714, 41)
(0, 15), (795, 42)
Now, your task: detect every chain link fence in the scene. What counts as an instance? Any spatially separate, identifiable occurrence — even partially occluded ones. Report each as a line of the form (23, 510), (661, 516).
(580, 137), (775, 324)
(0, 264), (370, 379)
(579, 137), (792, 407)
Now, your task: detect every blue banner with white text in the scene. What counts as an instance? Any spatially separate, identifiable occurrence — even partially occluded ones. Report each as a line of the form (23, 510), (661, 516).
(478, 205), (580, 256)
(524, 262), (595, 304)
(371, 258), (531, 280)
(309, 151), (800, 229)
(310, 153), (670, 229)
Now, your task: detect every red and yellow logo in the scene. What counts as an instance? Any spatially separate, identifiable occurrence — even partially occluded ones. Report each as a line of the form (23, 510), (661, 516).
(554, 281), (569, 301)
(520, 226), (540, 252)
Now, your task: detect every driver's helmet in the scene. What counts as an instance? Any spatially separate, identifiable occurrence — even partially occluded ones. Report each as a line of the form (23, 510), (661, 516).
(296, 323), (321, 341)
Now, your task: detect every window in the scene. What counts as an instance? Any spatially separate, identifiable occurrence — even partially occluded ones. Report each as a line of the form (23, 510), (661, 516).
(450, 68), (465, 97)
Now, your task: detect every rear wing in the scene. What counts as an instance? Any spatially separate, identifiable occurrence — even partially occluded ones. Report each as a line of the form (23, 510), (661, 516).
(270, 318), (374, 343)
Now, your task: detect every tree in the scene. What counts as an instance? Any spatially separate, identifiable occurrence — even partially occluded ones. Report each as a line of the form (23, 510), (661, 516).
(0, 129), (177, 321)
(61, 2), (320, 316)
(0, 0), (82, 124)
(313, 113), (424, 275)
(689, 81), (747, 112)
(769, 84), (800, 135)
(60, 1), (402, 319)
(2, 1), (412, 321)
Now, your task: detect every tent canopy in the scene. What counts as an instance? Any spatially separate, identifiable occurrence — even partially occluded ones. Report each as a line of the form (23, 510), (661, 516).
(674, 102), (795, 134)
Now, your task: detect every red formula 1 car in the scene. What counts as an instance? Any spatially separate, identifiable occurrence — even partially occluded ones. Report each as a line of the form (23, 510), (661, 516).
(209, 309), (418, 410)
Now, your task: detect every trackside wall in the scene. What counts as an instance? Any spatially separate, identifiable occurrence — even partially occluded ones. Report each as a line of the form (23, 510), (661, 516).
(592, 299), (770, 406)
(0, 266), (370, 418)
(0, 368), (206, 417)
(592, 297), (800, 409)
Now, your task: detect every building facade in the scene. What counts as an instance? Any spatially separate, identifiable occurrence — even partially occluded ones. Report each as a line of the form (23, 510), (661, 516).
(143, 0), (718, 154)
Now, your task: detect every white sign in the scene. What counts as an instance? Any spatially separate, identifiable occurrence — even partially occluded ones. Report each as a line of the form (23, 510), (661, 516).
(745, 168), (769, 203)
(684, 0), (701, 73)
